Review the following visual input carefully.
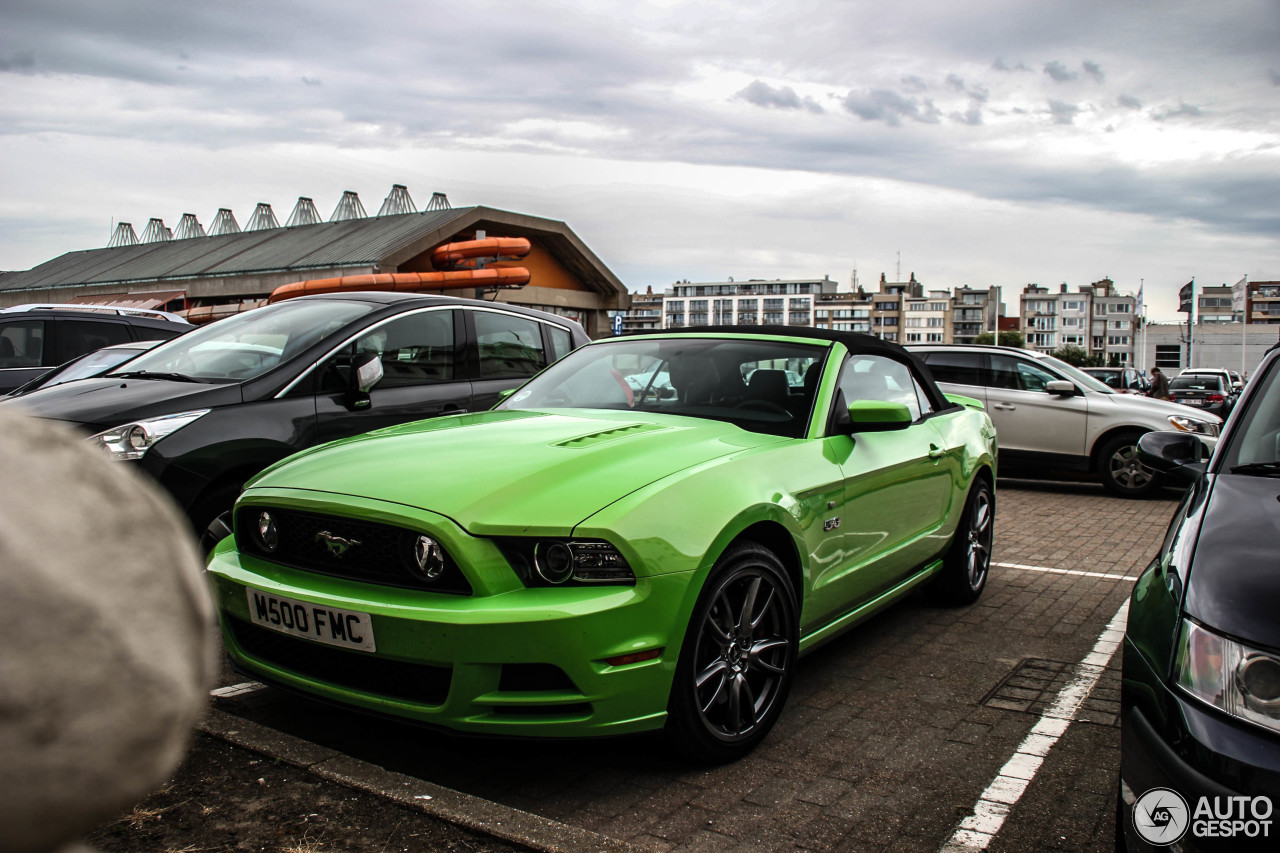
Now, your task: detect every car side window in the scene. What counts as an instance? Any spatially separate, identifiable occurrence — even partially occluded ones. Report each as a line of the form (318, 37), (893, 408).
(547, 325), (574, 362)
(0, 320), (46, 368)
(319, 310), (456, 392)
(475, 312), (547, 379)
(921, 351), (983, 387)
(990, 354), (1056, 392)
(836, 354), (924, 421)
(56, 320), (133, 363)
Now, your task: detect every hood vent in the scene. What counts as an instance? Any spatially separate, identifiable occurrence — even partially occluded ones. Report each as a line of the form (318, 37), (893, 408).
(555, 423), (666, 449)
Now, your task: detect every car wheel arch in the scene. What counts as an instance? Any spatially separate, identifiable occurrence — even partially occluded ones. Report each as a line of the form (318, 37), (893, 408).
(1090, 426), (1149, 471)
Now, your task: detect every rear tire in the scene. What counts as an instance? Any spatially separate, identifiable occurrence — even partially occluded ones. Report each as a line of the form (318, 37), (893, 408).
(1098, 433), (1163, 498)
(929, 477), (994, 606)
(666, 542), (797, 764)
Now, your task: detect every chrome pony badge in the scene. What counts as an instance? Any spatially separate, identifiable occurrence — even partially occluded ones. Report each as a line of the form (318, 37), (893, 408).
(315, 530), (361, 557)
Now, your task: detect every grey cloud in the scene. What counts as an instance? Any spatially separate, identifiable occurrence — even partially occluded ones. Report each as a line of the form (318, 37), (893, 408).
(843, 90), (939, 126)
(1270, 69), (1280, 85)
(1118, 94), (1143, 109)
(1152, 102), (1203, 121)
(736, 80), (823, 113)
(1044, 61), (1077, 82)
(0, 51), (36, 72)
(946, 73), (989, 102)
(1083, 60), (1105, 82)
(951, 107), (983, 125)
(302, 76), (322, 86)
(992, 58), (1031, 72)
(1048, 100), (1080, 124)
(902, 76), (929, 92)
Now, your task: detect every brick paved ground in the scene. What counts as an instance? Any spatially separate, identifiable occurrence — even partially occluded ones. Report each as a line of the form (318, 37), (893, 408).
(217, 479), (1182, 852)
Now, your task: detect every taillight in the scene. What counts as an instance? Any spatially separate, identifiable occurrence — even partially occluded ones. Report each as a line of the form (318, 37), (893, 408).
(1207, 394), (1225, 404)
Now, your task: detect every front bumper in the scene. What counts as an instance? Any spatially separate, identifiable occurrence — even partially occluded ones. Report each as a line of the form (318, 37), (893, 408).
(1119, 637), (1280, 852)
(207, 515), (694, 739)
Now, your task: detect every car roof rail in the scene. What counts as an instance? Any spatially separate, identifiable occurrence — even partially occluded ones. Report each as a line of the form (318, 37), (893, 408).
(0, 303), (192, 324)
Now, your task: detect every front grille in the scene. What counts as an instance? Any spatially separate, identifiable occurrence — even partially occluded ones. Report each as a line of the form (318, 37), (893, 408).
(235, 507), (471, 594)
(229, 618), (451, 705)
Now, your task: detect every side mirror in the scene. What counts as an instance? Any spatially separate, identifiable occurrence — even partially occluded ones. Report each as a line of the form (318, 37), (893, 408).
(846, 400), (913, 432)
(345, 351), (383, 410)
(1046, 380), (1076, 396)
(497, 387), (517, 400)
(1137, 431), (1207, 482)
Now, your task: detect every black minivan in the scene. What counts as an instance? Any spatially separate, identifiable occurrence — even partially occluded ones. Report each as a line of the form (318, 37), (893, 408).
(3, 292), (589, 550)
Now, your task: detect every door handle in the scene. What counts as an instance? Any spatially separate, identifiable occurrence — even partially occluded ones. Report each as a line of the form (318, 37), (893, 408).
(928, 443), (947, 461)
(992, 403), (1016, 411)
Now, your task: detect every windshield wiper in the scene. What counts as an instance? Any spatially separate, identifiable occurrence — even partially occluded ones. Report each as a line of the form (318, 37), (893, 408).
(110, 370), (202, 383)
(1229, 462), (1280, 478)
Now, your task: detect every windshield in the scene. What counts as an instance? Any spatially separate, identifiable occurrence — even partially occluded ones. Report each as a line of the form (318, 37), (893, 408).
(498, 336), (828, 438)
(47, 344), (154, 386)
(108, 300), (376, 383)
(1170, 375), (1224, 392)
(1220, 355), (1280, 474)
(1039, 355), (1115, 393)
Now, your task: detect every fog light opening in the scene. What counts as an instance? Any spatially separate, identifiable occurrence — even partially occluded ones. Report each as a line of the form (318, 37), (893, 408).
(604, 648), (663, 667)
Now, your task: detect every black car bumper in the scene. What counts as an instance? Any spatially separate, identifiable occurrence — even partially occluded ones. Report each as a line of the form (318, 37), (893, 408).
(1120, 638), (1280, 851)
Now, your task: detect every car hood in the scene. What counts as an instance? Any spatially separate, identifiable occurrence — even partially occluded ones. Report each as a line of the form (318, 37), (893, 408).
(1184, 473), (1280, 647)
(246, 408), (783, 534)
(0, 376), (242, 431)
(1096, 391), (1221, 424)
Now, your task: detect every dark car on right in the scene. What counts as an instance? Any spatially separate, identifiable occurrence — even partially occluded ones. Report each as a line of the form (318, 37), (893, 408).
(1117, 342), (1280, 851)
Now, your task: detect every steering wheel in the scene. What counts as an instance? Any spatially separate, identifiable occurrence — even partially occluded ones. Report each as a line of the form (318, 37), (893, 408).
(610, 369), (635, 407)
(734, 399), (790, 416)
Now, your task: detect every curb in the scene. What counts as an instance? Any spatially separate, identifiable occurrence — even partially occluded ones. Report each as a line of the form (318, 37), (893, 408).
(201, 706), (644, 853)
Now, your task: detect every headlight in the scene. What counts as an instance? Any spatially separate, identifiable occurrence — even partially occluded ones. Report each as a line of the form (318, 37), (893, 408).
(496, 538), (635, 587)
(1175, 619), (1280, 735)
(1167, 414), (1219, 437)
(88, 410), (210, 460)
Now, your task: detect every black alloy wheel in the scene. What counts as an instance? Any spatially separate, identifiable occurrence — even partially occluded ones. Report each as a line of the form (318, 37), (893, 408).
(930, 477), (995, 605)
(667, 542), (797, 763)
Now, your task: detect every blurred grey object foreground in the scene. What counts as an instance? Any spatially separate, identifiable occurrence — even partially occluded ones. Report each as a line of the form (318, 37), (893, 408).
(0, 408), (215, 853)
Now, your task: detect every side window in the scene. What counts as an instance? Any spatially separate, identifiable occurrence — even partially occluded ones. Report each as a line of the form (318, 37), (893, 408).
(920, 351), (983, 387)
(318, 310), (455, 392)
(0, 320), (46, 368)
(990, 354), (1056, 392)
(837, 354), (923, 421)
(56, 320), (133, 363)
(547, 325), (574, 363)
(475, 312), (547, 379)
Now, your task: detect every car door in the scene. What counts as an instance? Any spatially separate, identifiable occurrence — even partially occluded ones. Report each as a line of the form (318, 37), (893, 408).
(984, 353), (1089, 460)
(314, 307), (471, 443)
(0, 318), (52, 393)
(808, 353), (958, 623)
(54, 318), (134, 363)
(466, 309), (554, 410)
(917, 349), (987, 407)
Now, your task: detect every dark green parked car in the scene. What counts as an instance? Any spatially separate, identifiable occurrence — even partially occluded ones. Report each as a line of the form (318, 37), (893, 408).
(208, 327), (998, 761)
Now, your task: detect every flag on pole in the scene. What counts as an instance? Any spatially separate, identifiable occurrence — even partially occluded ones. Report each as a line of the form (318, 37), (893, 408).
(1136, 282), (1144, 319)
(1232, 275), (1248, 316)
(1178, 280), (1194, 313)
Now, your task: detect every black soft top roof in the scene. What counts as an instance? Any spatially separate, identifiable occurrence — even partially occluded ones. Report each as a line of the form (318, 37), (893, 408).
(630, 324), (910, 358)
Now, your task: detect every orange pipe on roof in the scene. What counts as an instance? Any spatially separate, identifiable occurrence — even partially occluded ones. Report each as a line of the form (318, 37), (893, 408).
(430, 237), (531, 267)
(267, 267), (531, 304)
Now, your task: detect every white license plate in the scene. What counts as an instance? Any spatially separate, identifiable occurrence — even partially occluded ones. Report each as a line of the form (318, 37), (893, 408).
(245, 589), (376, 652)
(1182, 398), (1203, 405)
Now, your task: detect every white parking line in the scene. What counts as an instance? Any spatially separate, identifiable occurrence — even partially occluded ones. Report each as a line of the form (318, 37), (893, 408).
(994, 561), (1138, 581)
(939, 600), (1130, 852)
(209, 681), (265, 698)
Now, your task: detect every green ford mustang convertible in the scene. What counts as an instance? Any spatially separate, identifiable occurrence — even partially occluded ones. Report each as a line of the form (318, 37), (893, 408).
(207, 327), (997, 761)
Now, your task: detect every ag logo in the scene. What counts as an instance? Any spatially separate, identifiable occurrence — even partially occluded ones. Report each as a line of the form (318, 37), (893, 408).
(1133, 787), (1190, 846)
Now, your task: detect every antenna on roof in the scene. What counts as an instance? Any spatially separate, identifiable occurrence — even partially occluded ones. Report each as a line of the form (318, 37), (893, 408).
(377, 184), (416, 216)
(107, 222), (139, 247)
(329, 190), (367, 222)
(140, 218), (172, 243)
(245, 203), (280, 231)
(208, 208), (241, 235)
(286, 197), (323, 227)
(174, 213), (206, 240)
(425, 191), (451, 211)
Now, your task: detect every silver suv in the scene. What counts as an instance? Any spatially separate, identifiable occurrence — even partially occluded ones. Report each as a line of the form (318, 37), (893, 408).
(910, 344), (1221, 497)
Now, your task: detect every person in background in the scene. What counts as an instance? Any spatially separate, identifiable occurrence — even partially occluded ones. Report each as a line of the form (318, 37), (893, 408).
(1148, 366), (1170, 400)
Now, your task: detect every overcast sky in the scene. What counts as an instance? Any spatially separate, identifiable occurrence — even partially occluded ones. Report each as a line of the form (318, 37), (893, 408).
(1, 0), (1277, 321)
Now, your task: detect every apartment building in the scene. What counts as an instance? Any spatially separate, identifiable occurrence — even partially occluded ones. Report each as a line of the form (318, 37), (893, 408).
(661, 277), (839, 329)
(621, 287), (664, 333)
(1019, 278), (1137, 364)
(951, 286), (1002, 344)
(903, 289), (953, 344)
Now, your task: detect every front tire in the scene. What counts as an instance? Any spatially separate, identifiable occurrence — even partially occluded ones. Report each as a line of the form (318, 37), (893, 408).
(666, 542), (798, 764)
(930, 477), (994, 605)
(1098, 433), (1163, 498)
